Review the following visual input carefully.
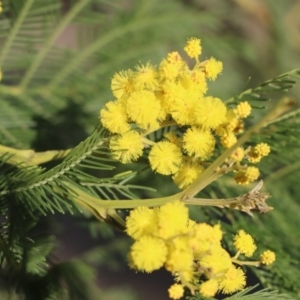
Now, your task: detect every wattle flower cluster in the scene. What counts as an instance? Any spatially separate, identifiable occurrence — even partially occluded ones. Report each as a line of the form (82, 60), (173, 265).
(99, 38), (270, 188)
(126, 200), (275, 299)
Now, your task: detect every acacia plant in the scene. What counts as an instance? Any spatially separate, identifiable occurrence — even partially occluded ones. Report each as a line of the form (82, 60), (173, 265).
(0, 1), (300, 300)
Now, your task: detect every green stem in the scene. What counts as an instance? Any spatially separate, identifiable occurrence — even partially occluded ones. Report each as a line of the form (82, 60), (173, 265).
(182, 98), (294, 199)
(70, 183), (184, 211)
(19, 0), (91, 90)
(68, 179), (255, 220)
(184, 196), (240, 206)
(0, 144), (71, 166)
(231, 258), (260, 267)
(0, 0), (35, 65)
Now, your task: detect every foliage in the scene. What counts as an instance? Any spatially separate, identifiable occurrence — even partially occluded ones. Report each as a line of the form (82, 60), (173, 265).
(0, 0), (300, 299)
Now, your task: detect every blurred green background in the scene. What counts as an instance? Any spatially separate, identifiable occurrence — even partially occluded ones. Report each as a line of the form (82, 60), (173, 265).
(0, 0), (300, 299)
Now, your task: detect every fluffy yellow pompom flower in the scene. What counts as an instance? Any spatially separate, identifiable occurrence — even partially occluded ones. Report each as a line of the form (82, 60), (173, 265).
(130, 235), (168, 273)
(134, 62), (158, 90)
(183, 127), (215, 160)
(157, 200), (189, 239)
(191, 223), (223, 246)
(100, 100), (130, 134)
(178, 70), (200, 90)
(126, 207), (158, 240)
(260, 250), (276, 265)
(159, 59), (180, 81)
(235, 101), (252, 118)
(166, 247), (194, 273)
(194, 97), (227, 129)
(158, 82), (182, 113)
(172, 158), (204, 189)
(204, 57), (223, 80)
(233, 230), (257, 257)
(168, 284), (184, 300)
(184, 37), (202, 58)
(126, 90), (162, 130)
(171, 87), (200, 126)
(199, 246), (232, 275)
(219, 266), (246, 294)
(235, 166), (260, 185)
(199, 279), (219, 298)
(109, 131), (143, 163)
(189, 69), (208, 94)
(111, 70), (136, 99)
(149, 141), (183, 175)
(166, 51), (184, 65)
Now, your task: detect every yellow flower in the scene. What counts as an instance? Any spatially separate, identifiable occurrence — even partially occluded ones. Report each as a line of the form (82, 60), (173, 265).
(166, 51), (183, 64)
(178, 70), (207, 95)
(194, 97), (227, 129)
(109, 131), (143, 163)
(190, 69), (208, 94)
(199, 279), (219, 298)
(157, 200), (189, 239)
(159, 59), (180, 81)
(248, 143), (270, 164)
(111, 69), (136, 99)
(183, 127), (215, 160)
(235, 166), (260, 185)
(184, 37), (202, 58)
(166, 237), (193, 273)
(170, 86), (200, 126)
(172, 157), (204, 189)
(233, 230), (257, 257)
(204, 57), (223, 80)
(166, 246), (194, 273)
(234, 101), (252, 118)
(126, 207), (158, 240)
(189, 223), (223, 255)
(158, 82), (182, 113)
(134, 62), (158, 90)
(231, 147), (244, 162)
(130, 235), (167, 273)
(254, 143), (271, 157)
(219, 266), (246, 294)
(149, 141), (183, 175)
(199, 246), (232, 275)
(247, 153), (262, 164)
(260, 250), (276, 265)
(100, 100), (130, 134)
(174, 267), (195, 284)
(220, 132), (237, 148)
(168, 284), (184, 300)
(126, 90), (162, 130)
